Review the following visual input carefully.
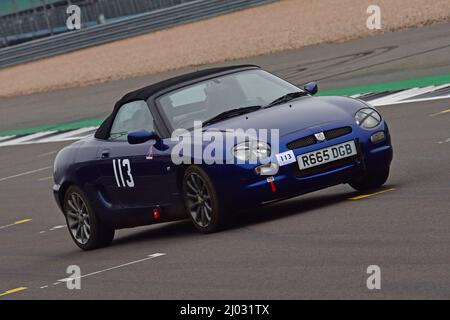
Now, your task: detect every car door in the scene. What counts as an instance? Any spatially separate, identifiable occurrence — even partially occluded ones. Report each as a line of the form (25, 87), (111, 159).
(95, 100), (172, 209)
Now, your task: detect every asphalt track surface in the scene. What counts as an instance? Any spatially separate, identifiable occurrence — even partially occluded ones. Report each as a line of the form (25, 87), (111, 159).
(0, 23), (449, 299)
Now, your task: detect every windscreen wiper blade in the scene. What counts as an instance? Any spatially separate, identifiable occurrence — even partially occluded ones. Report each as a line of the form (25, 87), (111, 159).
(203, 105), (262, 126)
(109, 131), (128, 140)
(264, 91), (308, 108)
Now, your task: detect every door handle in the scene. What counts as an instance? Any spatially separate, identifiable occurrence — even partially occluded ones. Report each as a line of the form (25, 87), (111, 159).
(101, 150), (110, 159)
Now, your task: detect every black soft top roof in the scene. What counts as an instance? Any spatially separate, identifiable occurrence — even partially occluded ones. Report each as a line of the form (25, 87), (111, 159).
(95, 64), (259, 139)
(116, 64), (259, 107)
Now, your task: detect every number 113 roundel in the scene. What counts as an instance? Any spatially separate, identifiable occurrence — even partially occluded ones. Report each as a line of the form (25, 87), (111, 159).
(113, 159), (134, 188)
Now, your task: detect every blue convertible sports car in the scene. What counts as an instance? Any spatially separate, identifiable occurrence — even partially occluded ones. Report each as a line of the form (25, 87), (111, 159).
(53, 65), (393, 250)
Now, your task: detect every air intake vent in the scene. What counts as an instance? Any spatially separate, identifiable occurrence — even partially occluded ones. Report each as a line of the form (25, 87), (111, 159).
(287, 135), (316, 149)
(287, 126), (352, 150)
(324, 126), (352, 140)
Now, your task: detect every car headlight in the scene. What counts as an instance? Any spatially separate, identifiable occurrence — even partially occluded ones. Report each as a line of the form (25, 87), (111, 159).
(232, 141), (271, 162)
(355, 107), (382, 129)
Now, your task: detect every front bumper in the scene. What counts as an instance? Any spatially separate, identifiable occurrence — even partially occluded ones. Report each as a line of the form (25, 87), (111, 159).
(53, 183), (63, 211)
(206, 124), (393, 209)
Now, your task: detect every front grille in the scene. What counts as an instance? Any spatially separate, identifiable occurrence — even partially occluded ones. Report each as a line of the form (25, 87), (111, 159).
(324, 126), (352, 140)
(287, 126), (352, 150)
(287, 135), (316, 149)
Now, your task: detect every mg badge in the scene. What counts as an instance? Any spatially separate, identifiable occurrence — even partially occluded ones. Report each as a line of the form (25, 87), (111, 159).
(314, 132), (326, 142)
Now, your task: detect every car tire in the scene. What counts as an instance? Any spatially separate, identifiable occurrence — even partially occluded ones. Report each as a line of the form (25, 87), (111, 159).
(63, 185), (115, 250)
(182, 166), (228, 233)
(349, 166), (390, 192)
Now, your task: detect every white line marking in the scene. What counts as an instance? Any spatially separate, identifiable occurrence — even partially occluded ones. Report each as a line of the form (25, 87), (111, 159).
(0, 219), (32, 230)
(37, 150), (57, 158)
(38, 176), (53, 182)
(0, 129), (97, 148)
(397, 85), (442, 99)
(0, 223), (16, 230)
(0, 166), (52, 182)
(57, 253), (166, 283)
(370, 93), (450, 107)
(39, 225), (66, 234)
(366, 84), (450, 106)
(0, 131), (57, 147)
(0, 136), (88, 147)
(368, 87), (422, 105)
(40, 285), (48, 289)
(49, 225), (65, 231)
(39, 127), (97, 143)
(0, 135), (15, 142)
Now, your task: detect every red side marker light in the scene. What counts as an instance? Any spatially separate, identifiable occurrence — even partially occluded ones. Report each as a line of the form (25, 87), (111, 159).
(153, 207), (161, 220)
(266, 176), (277, 193)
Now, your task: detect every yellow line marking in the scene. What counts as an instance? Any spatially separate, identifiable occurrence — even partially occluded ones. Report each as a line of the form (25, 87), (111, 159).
(430, 109), (450, 117)
(14, 219), (32, 225)
(0, 218), (32, 230)
(0, 287), (28, 297)
(348, 188), (395, 200)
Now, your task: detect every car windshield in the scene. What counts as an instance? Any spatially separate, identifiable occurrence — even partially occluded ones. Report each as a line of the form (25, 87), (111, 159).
(157, 69), (302, 131)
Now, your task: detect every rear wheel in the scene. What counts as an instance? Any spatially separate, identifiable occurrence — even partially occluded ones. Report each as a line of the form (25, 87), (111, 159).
(182, 166), (228, 233)
(64, 186), (115, 250)
(349, 166), (390, 192)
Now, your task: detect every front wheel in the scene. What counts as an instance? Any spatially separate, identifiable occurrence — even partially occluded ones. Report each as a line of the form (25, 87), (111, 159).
(349, 166), (390, 192)
(182, 166), (228, 233)
(64, 186), (115, 250)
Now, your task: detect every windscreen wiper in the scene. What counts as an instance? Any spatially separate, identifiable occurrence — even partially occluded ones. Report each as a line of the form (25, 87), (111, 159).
(109, 131), (128, 140)
(264, 91), (309, 108)
(203, 105), (262, 126)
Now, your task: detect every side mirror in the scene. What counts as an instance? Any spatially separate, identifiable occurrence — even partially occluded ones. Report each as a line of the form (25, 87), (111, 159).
(127, 130), (158, 145)
(303, 82), (318, 95)
(127, 130), (169, 151)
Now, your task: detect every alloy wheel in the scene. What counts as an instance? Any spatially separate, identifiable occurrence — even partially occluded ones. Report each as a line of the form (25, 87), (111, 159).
(66, 192), (91, 245)
(185, 172), (213, 228)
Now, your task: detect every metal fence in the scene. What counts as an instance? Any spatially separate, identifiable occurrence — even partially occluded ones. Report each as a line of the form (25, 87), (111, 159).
(0, 0), (196, 47)
(0, 0), (274, 68)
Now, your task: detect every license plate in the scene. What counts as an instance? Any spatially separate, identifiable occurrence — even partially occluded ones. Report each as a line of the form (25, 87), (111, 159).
(297, 141), (357, 170)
